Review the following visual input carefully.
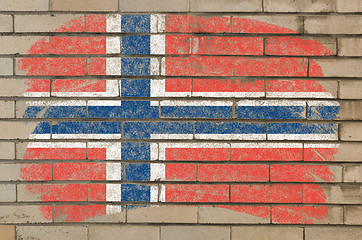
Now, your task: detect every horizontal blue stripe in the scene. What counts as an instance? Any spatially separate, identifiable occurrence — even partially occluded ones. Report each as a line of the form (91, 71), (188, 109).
(52, 122), (122, 134)
(88, 102), (158, 118)
(122, 35), (150, 55)
(122, 58), (150, 76)
(123, 122), (193, 139)
(237, 106), (306, 120)
(195, 122), (266, 134)
(23, 106), (86, 118)
(161, 106), (232, 119)
(121, 79), (150, 97)
(122, 143), (151, 160)
(268, 123), (338, 134)
(125, 163), (150, 181)
(32, 122), (51, 134)
(122, 184), (150, 202)
(122, 15), (150, 33)
(307, 106), (340, 120)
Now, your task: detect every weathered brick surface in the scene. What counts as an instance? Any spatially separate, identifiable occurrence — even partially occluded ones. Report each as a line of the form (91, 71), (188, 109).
(0, 0), (49, 11)
(190, 0), (262, 12)
(127, 206), (198, 223)
(338, 101), (362, 120)
(340, 81), (362, 99)
(119, 0), (189, 12)
(232, 226), (303, 240)
(0, 225), (15, 240)
(336, 0), (362, 12)
(0, 15), (13, 32)
(305, 227), (362, 240)
(0, 101), (15, 118)
(264, 0), (335, 12)
(310, 59), (362, 77)
(0, 79), (49, 97)
(305, 16), (362, 34)
(307, 185), (362, 204)
(0, 36), (49, 55)
(338, 38), (362, 56)
(0, 122), (47, 139)
(0, 142), (15, 160)
(0, 206), (51, 223)
(344, 206), (362, 224)
(344, 165), (362, 182)
(50, 0), (118, 11)
(89, 226), (159, 240)
(341, 123), (362, 141)
(14, 15), (84, 32)
(161, 226), (230, 240)
(17, 226), (87, 240)
(0, 58), (13, 76)
(0, 185), (16, 202)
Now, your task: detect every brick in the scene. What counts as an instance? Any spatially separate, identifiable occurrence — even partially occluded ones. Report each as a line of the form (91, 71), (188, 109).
(338, 102), (362, 120)
(199, 206), (270, 224)
(17, 226), (87, 240)
(15, 15), (84, 32)
(305, 227), (362, 240)
(0, 15), (13, 32)
(304, 185), (362, 204)
(0, 185), (16, 202)
(51, 0), (117, 11)
(0, 122), (49, 139)
(0, 58), (13, 76)
(338, 38), (362, 56)
(0, 101), (14, 118)
(305, 16), (362, 34)
(161, 226), (230, 240)
(0, 79), (50, 97)
(310, 59), (362, 77)
(340, 81), (362, 99)
(232, 15), (303, 33)
(190, 0), (262, 12)
(0, 225), (15, 240)
(345, 206), (362, 224)
(89, 226), (159, 240)
(341, 123), (362, 141)
(127, 206), (197, 223)
(232, 226), (303, 240)
(264, 0), (335, 12)
(344, 165), (362, 183)
(0, 0), (48, 11)
(0, 205), (51, 223)
(333, 143), (362, 162)
(0, 164), (20, 181)
(0, 142), (15, 159)
(119, 0), (189, 12)
(337, 0), (362, 12)
(0, 36), (49, 55)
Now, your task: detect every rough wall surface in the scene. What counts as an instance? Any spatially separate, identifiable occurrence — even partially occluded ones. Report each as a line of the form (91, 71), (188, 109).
(0, 0), (361, 239)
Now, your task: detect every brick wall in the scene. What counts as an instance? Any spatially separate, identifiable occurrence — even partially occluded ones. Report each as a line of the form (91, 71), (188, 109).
(0, 0), (361, 239)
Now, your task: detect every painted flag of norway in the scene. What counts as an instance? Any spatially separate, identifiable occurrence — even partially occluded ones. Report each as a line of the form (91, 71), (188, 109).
(18, 14), (341, 223)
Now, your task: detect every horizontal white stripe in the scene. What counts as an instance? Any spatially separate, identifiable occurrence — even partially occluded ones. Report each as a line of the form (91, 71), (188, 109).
(25, 100), (86, 106)
(27, 142), (86, 148)
(237, 100), (306, 107)
(150, 134), (193, 139)
(106, 37), (121, 54)
(106, 57), (122, 75)
(160, 100), (233, 106)
(266, 92), (334, 98)
(88, 100), (122, 106)
(51, 80), (119, 97)
(106, 205), (123, 215)
(106, 14), (122, 33)
(29, 134), (50, 139)
(307, 101), (340, 106)
(52, 134), (122, 139)
(195, 134), (266, 140)
(268, 134), (338, 141)
(106, 184), (122, 202)
(107, 163), (123, 181)
(231, 143), (302, 148)
(24, 92), (50, 97)
(193, 92), (265, 98)
(304, 143), (340, 148)
(87, 142), (122, 160)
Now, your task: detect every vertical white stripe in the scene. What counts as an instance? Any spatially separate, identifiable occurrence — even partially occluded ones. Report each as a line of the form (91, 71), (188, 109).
(87, 142), (122, 160)
(106, 80), (119, 97)
(106, 163), (123, 181)
(159, 184), (165, 202)
(161, 57), (165, 75)
(150, 164), (165, 181)
(106, 14), (122, 32)
(106, 37), (121, 54)
(150, 185), (158, 202)
(151, 35), (165, 55)
(150, 14), (158, 33)
(106, 205), (123, 215)
(106, 57), (122, 75)
(106, 184), (122, 202)
(150, 58), (159, 75)
(150, 143), (158, 160)
(157, 14), (166, 33)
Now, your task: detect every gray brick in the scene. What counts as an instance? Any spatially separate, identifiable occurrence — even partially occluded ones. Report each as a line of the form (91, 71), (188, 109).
(89, 226), (159, 240)
(0, 79), (49, 97)
(338, 38), (362, 56)
(50, 0), (118, 11)
(0, 142), (15, 160)
(232, 226), (303, 240)
(264, 0), (335, 12)
(0, 58), (13, 76)
(161, 226), (230, 240)
(0, 36), (49, 55)
(338, 101), (362, 120)
(119, 0), (189, 12)
(127, 206), (197, 223)
(305, 227), (362, 240)
(305, 16), (362, 34)
(0, 101), (15, 118)
(0, 15), (13, 32)
(310, 59), (362, 77)
(334, 143), (362, 162)
(340, 80), (362, 99)
(0, 184), (16, 202)
(0, 164), (20, 181)
(337, 0), (362, 12)
(0, 122), (48, 140)
(0, 0), (49, 11)
(317, 185), (362, 204)
(15, 15), (84, 32)
(17, 226), (87, 240)
(344, 165), (362, 183)
(0, 205), (51, 223)
(345, 206), (362, 225)
(341, 123), (362, 141)
(190, 0), (262, 12)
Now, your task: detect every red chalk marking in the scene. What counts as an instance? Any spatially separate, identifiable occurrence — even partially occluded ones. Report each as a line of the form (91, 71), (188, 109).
(233, 17), (298, 34)
(165, 148), (230, 161)
(304, 148), (339, 162)
(23, 148), (87, 160)
(165, 184), (229, 202)
(52, 79), (107, 93)
(20, 164), (52, 181)
(193, 79), (264, 93)
(272, 206), (329, 224)
(164, 79), (192, 92)
(54, 205), (106, 222)
(53, 163), (106, 180)
(271, 165), (336, 182)
(26, 184), (87, 201)
(165, 164), (197, 181)
(231, 147), (303, 161)
(50, 37), (106, 54)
